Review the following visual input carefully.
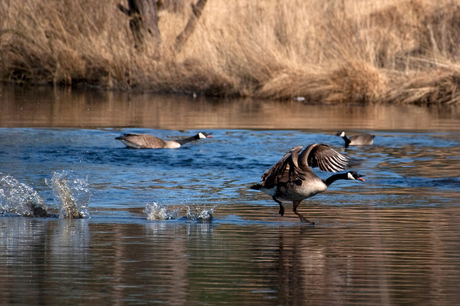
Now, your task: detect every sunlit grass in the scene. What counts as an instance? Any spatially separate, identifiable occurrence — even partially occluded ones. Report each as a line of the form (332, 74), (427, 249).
(1, 0), (460, 104)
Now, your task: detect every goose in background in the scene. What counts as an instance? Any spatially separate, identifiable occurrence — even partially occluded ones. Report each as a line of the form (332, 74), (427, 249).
(336, 131), (375, 147)
(250, 144), (364, 224)
(115, 132), (212, 149)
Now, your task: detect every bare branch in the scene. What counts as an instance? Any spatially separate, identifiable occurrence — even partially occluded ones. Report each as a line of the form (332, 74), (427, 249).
(174, 0), (207, 53)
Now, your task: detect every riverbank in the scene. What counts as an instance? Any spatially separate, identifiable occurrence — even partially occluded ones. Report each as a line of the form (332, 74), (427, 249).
(1, 0), (460, 104)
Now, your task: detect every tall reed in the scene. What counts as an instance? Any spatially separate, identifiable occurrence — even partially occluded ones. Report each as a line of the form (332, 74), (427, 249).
(1, 0), (460, 104)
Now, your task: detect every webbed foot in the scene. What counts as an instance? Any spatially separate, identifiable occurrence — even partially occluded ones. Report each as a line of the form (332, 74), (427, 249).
(299, 215), (315, 225)
(278, 206), (284, 216)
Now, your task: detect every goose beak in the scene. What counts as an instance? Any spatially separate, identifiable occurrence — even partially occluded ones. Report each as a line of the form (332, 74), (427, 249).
(353, 173), (365, 182)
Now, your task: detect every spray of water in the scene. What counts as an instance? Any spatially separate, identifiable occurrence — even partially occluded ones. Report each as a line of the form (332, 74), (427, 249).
(144, 202), (182, 220)
(185, 204), (216, 221)
(143, 201), (216, 221)
(0, 173), (47, 217)
(0, 171), (90, 218)
(46, 171), (90, 219)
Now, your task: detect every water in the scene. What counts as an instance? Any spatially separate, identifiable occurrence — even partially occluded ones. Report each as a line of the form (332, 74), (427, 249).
(1, 85), (460, 305)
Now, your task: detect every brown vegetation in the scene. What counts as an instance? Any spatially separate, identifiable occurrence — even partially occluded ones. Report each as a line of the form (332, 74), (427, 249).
(1, 0), (460, 104)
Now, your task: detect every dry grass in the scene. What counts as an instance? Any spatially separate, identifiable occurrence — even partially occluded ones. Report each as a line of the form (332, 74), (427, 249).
(1, 0), (460, 104)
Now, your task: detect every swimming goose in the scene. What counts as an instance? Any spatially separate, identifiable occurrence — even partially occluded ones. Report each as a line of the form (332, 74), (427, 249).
(115, 132), (212, 149)
(336, 131), (375, 147)
(250, 144), (364, 224)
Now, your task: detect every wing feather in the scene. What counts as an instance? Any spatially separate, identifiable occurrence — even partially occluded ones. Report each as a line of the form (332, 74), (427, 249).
(116, 133), (167, 149)
(261, 146), (303, 188)
(301, 143), (353, 173)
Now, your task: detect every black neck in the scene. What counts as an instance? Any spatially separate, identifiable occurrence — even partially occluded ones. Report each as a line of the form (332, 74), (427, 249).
(175, 135), (199, 145)
(342, 136), (351, 146)
(324, 173), (349, 186)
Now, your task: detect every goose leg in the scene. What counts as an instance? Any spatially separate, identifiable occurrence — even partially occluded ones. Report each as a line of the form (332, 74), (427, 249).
(293, 200), (314, 225)
(272, 196), (284, 216)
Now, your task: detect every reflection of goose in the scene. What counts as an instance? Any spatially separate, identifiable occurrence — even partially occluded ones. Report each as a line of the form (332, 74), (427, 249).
(336, 131), (375, 147)
(250, 144), (364, 224)
(115, 132), (212, 149)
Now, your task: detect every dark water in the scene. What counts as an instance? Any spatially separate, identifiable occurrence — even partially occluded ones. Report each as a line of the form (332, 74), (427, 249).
(1, 85), (460, 305)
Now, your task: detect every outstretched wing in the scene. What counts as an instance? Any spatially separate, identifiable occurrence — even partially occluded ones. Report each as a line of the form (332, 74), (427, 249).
(302, 143), (353, 173)
(261, 146), (304, 188)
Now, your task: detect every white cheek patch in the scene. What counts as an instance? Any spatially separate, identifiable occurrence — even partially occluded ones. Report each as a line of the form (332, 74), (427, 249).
(347, 172), (355, 180)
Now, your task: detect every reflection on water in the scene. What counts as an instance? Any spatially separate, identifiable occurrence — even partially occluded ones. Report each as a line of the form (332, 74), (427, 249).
(1, 211), (460, 305)
(1, 84), (460, 304)
(1, 84), (459, 130)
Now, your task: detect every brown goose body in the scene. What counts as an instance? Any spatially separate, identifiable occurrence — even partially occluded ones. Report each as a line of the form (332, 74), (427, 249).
(251, 143), (364, 224)
(336, 131), (375, 147)
(116, 132), (211, 149)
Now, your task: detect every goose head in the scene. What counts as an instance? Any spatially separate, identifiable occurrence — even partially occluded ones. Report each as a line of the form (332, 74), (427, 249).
(347, 171), (365, 182)
(197, 132), (212, 139)
(336, 131), (346, 137)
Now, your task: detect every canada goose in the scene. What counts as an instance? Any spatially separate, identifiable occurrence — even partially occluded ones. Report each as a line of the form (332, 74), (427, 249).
(336, 131), (375, 147)
(250, 144), (364, 224)
(115, 132), (212, 149)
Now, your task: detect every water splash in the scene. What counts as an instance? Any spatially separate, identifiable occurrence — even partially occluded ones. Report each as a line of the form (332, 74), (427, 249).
(0, 173), (47, 217)
(46, 171), (90, 219)
(144, 202), (182, 220)
(185, 204), (216, 221)
(144, 202), (216, 221)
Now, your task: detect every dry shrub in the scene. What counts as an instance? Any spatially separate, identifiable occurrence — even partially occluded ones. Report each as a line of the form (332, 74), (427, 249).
(255, 67), (332, 101)
(361, 0), (426, 68)
(328, 60), (389, 103)
(386, 68), (460, 105)
(144, 59), (239, 96)
(420, 3), (460, 61)
(256, 60), (388, 103)
(1, 0), (460, 104)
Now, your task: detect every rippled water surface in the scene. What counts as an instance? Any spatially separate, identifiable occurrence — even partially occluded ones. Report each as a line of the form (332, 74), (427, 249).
(1, 86), (460, 305)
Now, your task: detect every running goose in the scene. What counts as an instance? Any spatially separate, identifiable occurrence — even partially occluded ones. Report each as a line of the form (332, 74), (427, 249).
(115, 132), (212, 149)
(336, 131), (375, 147)
(250, 144), (364, 224)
